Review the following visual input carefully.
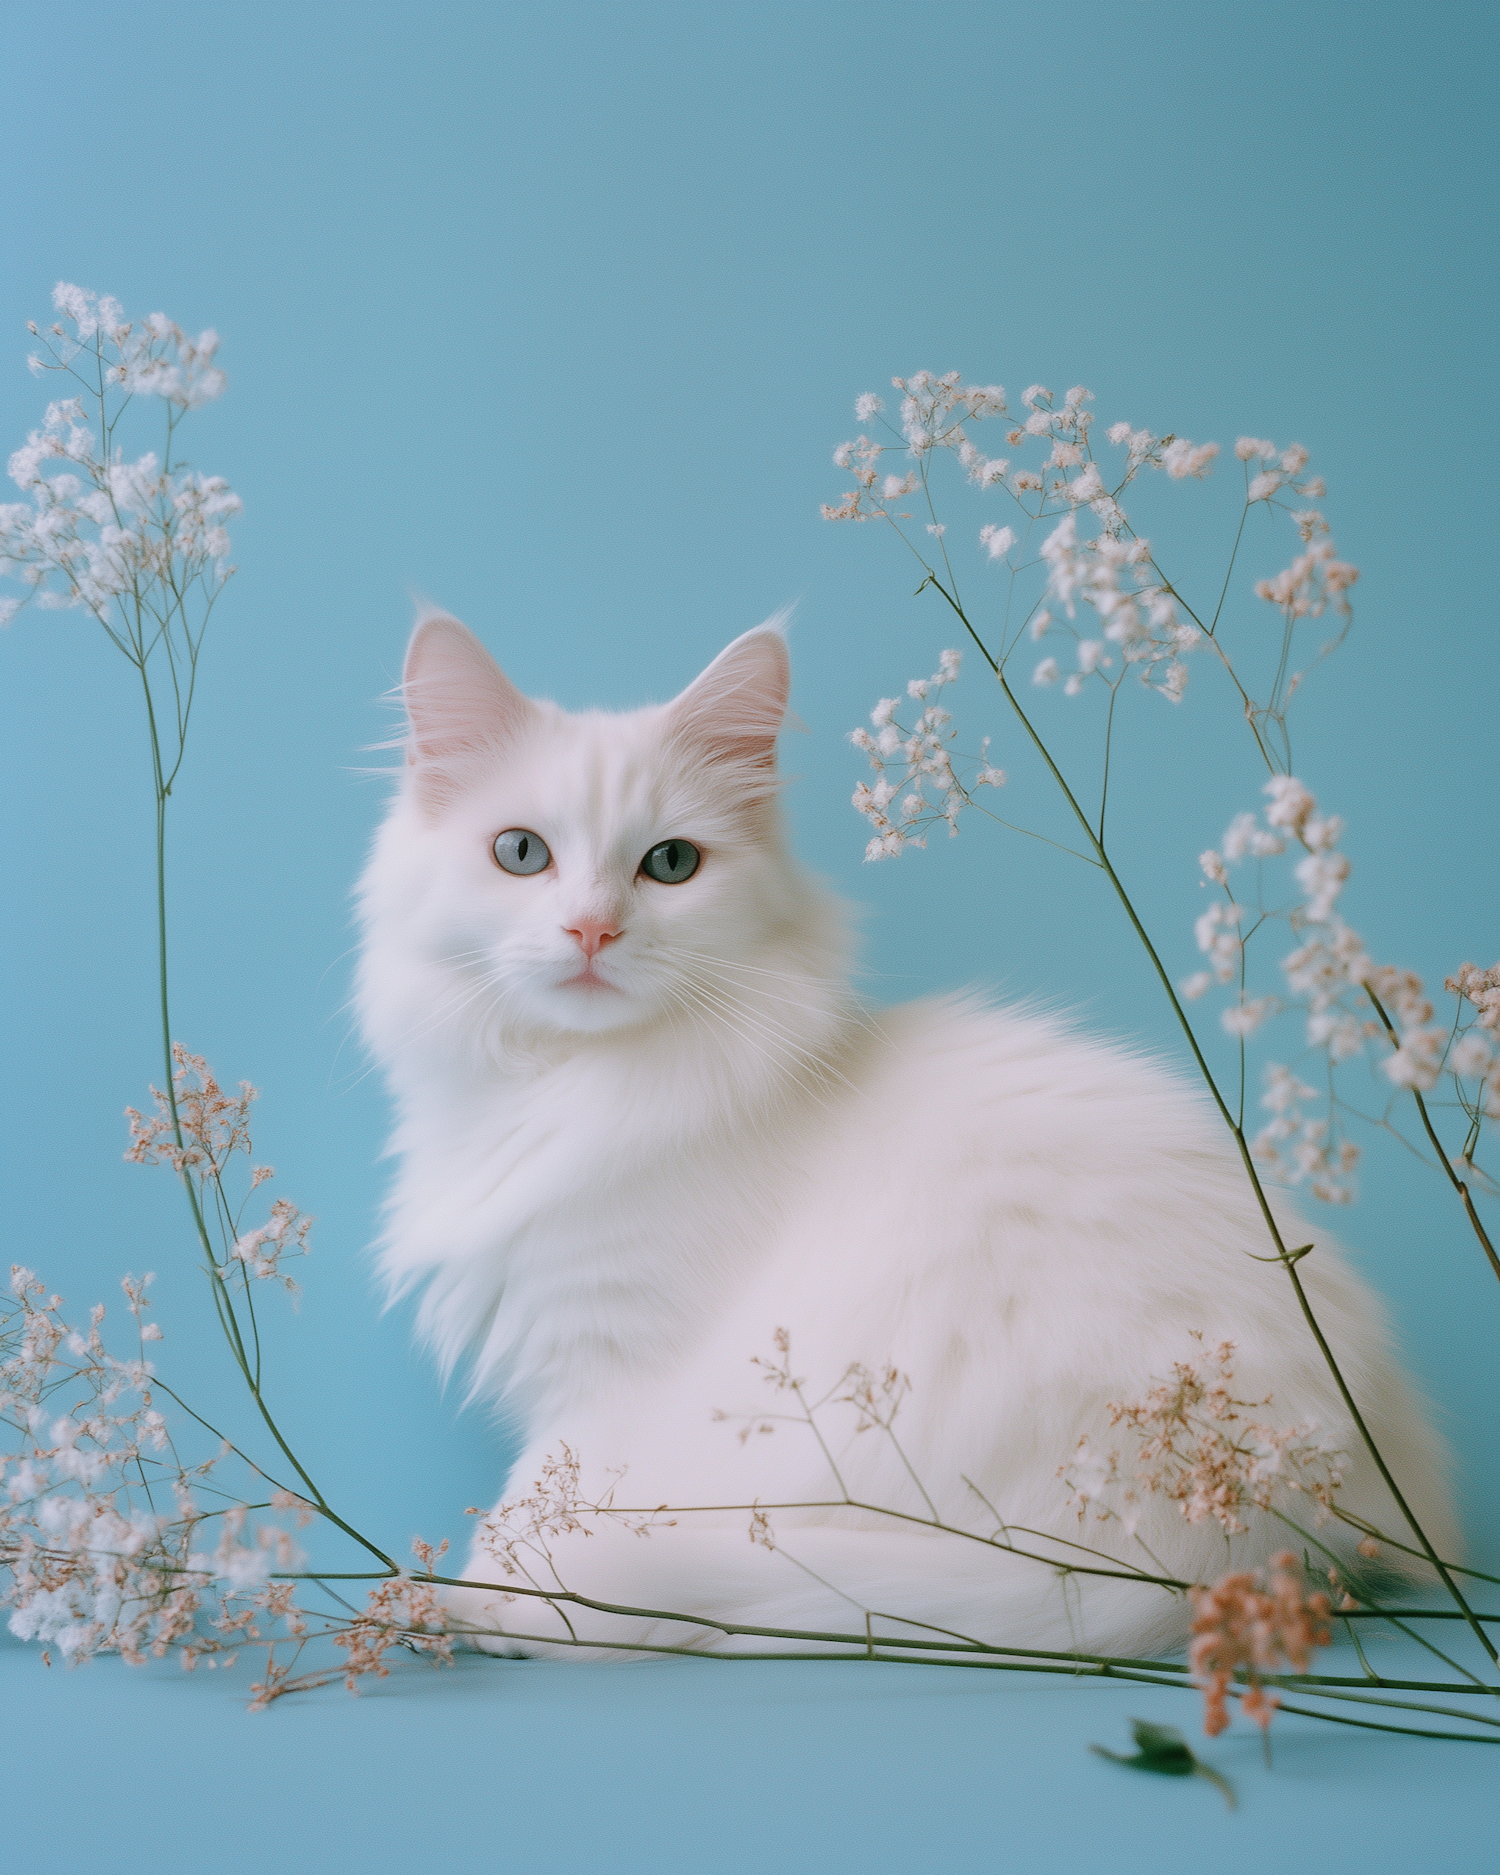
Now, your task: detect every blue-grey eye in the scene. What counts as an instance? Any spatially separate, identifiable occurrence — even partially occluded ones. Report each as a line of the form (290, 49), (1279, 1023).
(641, 838), (700, 884)
(492, 828), (550, 875)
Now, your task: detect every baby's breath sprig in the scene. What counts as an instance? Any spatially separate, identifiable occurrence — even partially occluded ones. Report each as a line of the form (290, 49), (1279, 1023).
(826, 368), (1498, 1674)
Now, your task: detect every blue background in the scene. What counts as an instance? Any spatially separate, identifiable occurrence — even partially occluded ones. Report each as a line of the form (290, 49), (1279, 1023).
(2, 1), (1495, 1866)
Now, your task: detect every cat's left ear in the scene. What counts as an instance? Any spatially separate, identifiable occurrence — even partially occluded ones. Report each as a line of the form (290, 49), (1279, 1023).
(403, 612), (539, 815)
(667, 623), (790, 776)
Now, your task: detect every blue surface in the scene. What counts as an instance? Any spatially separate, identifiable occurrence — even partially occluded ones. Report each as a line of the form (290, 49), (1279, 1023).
(1, 1642), (1494, 1875)
(2, 1), (1497, 1866)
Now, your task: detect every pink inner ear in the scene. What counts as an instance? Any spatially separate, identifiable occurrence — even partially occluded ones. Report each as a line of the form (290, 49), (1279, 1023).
(404, 614), (536, 804)
(669, 626), (790, 771)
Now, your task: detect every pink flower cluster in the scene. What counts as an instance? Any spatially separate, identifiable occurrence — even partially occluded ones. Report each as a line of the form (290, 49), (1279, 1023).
(1190, 1550), (1333, 1735)
(126, 1045), (312, 1295)
(1062, 1336), (1344, 1538)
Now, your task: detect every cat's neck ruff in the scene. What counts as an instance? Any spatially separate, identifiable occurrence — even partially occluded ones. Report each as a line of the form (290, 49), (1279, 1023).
(373, 919), (856, 1420)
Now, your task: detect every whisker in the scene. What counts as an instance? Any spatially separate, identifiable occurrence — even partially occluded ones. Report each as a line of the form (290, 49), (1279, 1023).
(679, 959), (838, 1014)
(675, 977), (847, 1110)
(680, 972), (823, 1057)
(682, 971), (860, 1096)
(674, 947), (851, 988)
(673, 990), (836, 1115)
(680, 958), (882, 1040)
(661, 983), (732, 1062)
(675, 948), (884, 1043)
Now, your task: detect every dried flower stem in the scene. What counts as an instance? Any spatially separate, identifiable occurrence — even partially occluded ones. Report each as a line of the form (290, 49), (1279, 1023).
(269, 1564), (1496, 1741)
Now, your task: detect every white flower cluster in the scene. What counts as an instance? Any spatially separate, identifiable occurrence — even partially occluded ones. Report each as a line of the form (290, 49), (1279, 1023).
(823, 372), (1212, 537)
(0, 284), (239, 629)
(849, 649), (1006, 860)
(1231, 437), (1358, 632)
(824, 366), (1495, 1206)
(1, 1265), (306, 1668)
(824, 381), (1364, 740)
(1031, 511), (1199, 703)
(1186, 777), (1351, 1010)
(1255, 1064), (1361, 1205)
(822, 373), (1214, 706)
(1182, 775), (1498, 1201)
(1186, 780), (1357, 1198)
(36, 284), (227, 405)
(1447, 963), (1500, 1043)
(4, 1228), (451, 1703)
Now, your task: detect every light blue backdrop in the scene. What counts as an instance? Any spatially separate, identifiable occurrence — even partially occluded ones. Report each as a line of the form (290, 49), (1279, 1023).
(2, 2), (1495, 1867)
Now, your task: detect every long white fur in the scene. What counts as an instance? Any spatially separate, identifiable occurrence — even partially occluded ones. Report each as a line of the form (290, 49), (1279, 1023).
(356, 613), (1457, 1661)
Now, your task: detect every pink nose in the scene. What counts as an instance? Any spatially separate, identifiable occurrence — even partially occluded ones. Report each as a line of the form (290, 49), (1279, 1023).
(564, 919), (623, 959)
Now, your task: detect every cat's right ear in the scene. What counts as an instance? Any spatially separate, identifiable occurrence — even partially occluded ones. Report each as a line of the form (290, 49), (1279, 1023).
(403, 613), (537, 815)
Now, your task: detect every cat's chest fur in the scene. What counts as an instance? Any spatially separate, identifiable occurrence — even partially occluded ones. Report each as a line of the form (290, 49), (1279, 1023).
(379, 1005), (846, 1419)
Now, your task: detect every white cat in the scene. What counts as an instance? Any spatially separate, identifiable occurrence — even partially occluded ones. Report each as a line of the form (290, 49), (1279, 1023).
(356, 611), (1457, 1661)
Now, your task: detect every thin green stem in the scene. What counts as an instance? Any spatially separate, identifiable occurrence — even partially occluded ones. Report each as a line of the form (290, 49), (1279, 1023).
(1381, 1615), (1490, 1691)
(1343, 1616), (1381, 1682)
(1207, 500), (1252, 637)
(116, 489), (391, 1566)
(1329, 1508), (1500, 1585)
(1098, 679), (1121, 845)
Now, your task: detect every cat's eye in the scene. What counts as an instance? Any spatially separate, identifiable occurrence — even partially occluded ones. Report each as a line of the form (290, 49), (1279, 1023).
(492, 829), (551, 876)
(640, 839), (700, 884)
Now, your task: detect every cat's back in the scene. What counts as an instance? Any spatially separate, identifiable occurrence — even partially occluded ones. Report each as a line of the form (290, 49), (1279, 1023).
(822, 991), (1226, 1201)
(753, 992), (1365, 1389)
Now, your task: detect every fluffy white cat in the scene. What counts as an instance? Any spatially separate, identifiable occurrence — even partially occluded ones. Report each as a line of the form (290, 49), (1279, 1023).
(356, 612), (1456, 1661)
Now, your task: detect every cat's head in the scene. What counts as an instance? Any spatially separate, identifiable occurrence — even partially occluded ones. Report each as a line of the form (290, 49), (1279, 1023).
(367, 612), (835, 1043)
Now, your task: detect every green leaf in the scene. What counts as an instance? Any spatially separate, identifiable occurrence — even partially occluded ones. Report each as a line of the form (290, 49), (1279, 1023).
(1090, 1718), (1237, 1809)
